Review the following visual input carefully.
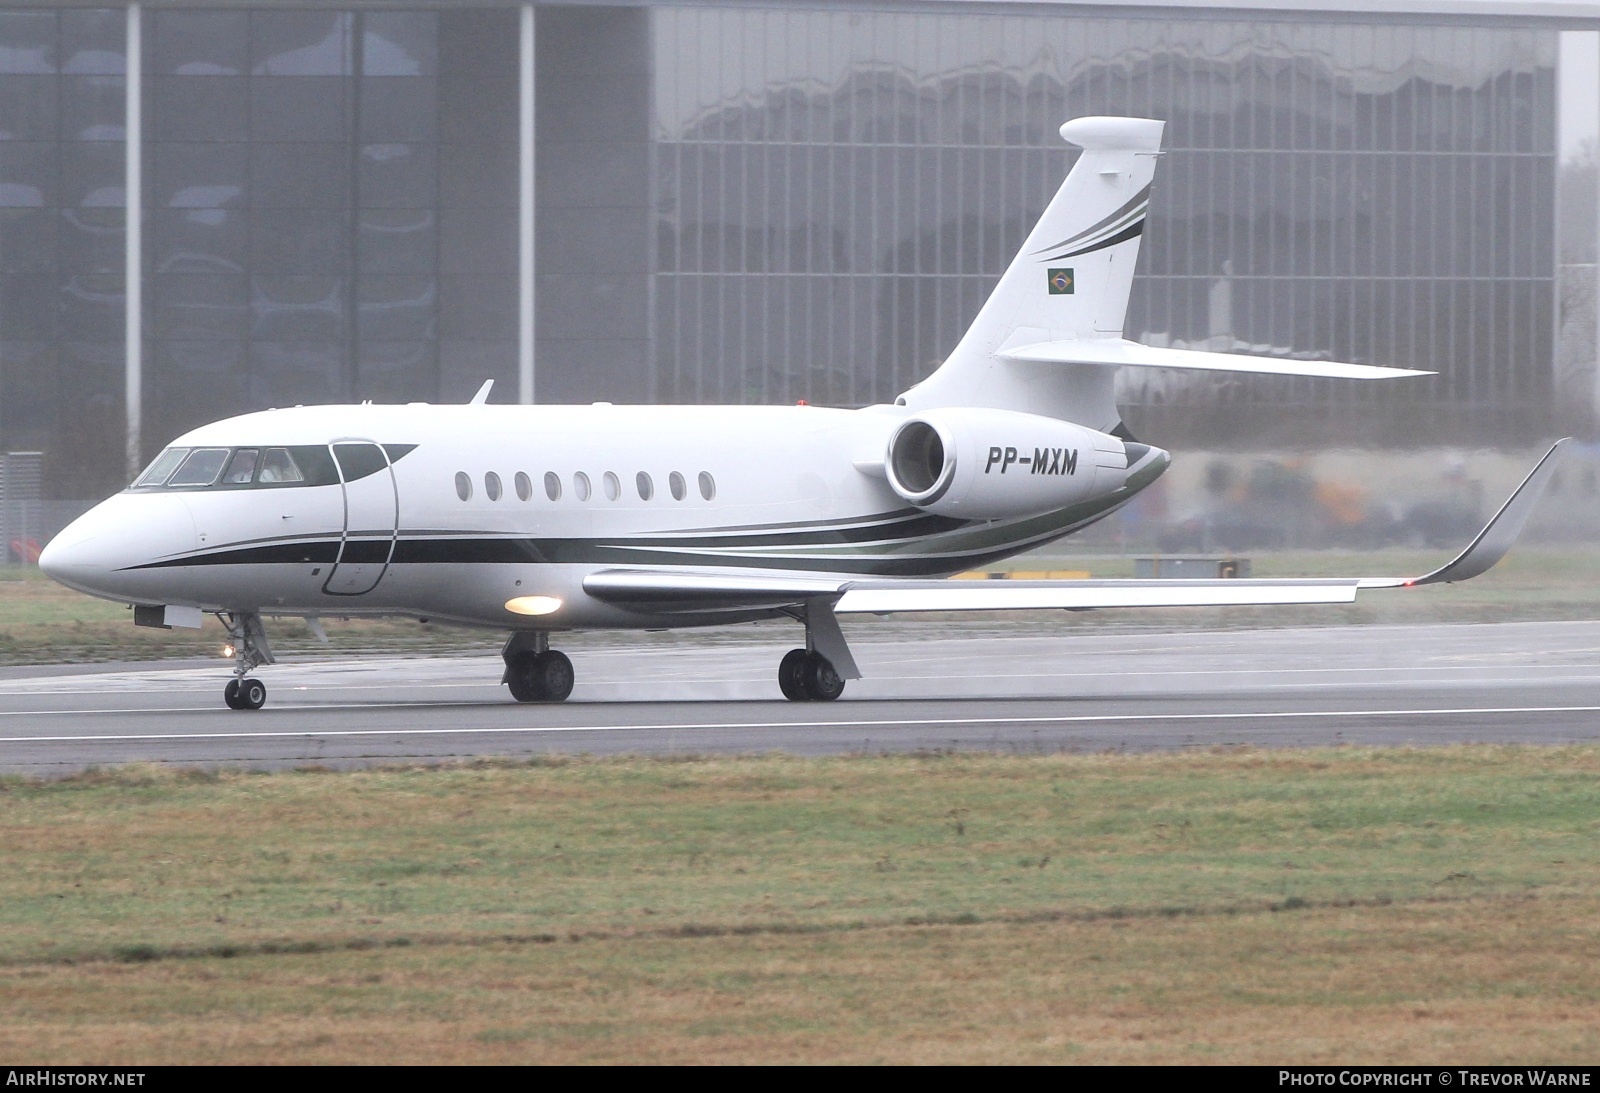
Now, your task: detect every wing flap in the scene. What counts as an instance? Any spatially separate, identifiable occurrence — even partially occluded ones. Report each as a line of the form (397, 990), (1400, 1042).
(585, 568), (1361, 614)
(834, 578), (1360, 614)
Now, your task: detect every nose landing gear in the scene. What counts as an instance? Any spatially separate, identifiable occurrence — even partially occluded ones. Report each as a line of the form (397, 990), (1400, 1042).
(218, 610), (274, 711)
(224, 676), (267, 711)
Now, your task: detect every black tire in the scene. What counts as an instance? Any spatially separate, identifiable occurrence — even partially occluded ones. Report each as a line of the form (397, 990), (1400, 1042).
(506, 650), (575, 703)
(778, 648), (809, 701)
(223, 678), (243, 710)
(533, 650), (575, 703)
(238, 678), (266, 710)
(506, 651), (544, 702)
(802, 652), (845, 702)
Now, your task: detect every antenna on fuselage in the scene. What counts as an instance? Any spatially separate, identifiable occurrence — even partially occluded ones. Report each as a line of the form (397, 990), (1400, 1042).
(469, 379), (494, 405)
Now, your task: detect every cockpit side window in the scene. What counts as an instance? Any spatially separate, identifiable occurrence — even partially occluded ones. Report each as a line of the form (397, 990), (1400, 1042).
(223, 448), (260, 485)
(166, 448), (231, 487)
(132, 447), (189, 488)
(258, 447), (306, 484)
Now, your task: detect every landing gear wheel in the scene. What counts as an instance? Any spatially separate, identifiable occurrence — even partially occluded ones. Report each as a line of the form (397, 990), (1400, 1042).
(801, 651), (845, 702)
(224, 677), (266, 710)
(239, 678), (266, 709)
(532, 650), (575, 703)
(507, 650), (575, 703)
(506, 652), (541, 702)
(778, 648), (809, 701)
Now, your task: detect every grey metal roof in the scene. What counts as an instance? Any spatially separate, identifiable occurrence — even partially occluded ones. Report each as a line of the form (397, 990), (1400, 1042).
(48, 0), (1600, 29)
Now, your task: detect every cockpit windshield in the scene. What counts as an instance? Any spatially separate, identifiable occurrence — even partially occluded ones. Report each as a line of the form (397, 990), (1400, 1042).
(129, 445), (338, 490)
(166, 448), (231, 487)
(131, 447), (189, 488)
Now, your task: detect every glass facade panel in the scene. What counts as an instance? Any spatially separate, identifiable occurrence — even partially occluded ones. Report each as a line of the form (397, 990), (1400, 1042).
(249, 11), (353, 78)
(152, 10), (245, 76)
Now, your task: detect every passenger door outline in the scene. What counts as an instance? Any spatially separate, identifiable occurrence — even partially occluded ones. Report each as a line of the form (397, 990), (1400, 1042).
(321, 439), (398, 596)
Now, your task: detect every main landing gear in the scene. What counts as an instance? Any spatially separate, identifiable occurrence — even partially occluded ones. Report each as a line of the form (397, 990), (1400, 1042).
(219, 610), (275, 711)
(777, 648), (845, 702)
(776, 598), (861, 702)
(503, 631), (575, 703)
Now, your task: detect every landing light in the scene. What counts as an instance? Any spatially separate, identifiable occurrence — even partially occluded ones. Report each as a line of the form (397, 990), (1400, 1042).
(505, 595), (563, 616)
(221, 643), (236, 658)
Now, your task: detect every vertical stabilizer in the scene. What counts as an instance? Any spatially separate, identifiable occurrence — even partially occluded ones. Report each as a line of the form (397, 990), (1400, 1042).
(900, 117), (1165, 424)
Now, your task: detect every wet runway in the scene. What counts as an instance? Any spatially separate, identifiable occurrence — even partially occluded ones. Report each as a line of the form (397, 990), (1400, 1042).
(4, 620), (1600, 775)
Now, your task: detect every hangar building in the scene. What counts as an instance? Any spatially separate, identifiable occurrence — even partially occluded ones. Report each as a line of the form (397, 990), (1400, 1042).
(0, 0), (1591, 498)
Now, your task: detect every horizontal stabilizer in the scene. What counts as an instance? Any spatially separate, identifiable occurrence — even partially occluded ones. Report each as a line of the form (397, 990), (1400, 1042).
(997, 338), (1434, 381)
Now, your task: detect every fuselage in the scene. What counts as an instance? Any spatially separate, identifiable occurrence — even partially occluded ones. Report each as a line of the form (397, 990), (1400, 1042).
(41, 401), (1164, 631)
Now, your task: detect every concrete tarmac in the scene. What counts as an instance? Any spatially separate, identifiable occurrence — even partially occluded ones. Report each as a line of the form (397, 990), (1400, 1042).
(3, 619), (1600, 776)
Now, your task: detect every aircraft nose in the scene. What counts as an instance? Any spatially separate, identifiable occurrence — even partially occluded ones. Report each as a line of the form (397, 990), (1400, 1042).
(37, 515), (99, 587)
(39, 493), (198, 600)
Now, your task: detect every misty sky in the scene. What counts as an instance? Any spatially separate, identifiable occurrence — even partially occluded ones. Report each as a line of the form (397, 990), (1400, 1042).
(1564, 31), (1599, 158)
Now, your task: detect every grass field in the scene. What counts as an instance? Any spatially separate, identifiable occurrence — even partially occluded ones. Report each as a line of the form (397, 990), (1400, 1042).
(2, 749), (1598, 1063)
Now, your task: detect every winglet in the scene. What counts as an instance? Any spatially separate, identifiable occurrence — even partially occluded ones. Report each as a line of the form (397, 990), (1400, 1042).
(469, 379), (494, 405)
(1361, 439), (1570, 589)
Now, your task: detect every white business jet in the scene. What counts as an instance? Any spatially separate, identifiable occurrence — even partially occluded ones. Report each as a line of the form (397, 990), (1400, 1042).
(40, 117), (1566, 710)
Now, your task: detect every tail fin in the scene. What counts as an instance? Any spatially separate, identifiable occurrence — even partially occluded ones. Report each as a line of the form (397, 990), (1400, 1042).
(900, 117), (1164, 424)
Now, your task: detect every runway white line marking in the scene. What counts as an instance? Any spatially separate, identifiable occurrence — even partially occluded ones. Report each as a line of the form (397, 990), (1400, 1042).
(6, 704), (1600, 744)
(6, 664), (1600, 702)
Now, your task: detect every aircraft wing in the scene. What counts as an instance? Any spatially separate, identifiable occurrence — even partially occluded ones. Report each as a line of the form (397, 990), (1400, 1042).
(583, 440), (1568, 616)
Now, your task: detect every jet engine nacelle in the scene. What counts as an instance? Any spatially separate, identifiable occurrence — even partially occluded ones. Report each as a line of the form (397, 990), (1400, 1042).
(884, 408), (1128, 519)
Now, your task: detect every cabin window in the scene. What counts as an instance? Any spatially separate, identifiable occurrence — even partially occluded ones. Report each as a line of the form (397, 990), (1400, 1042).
(602, 471), (620, 501)
(544, 471), (562, 501)
(698, 471), (716, 501)
(636, 472), (654, 501)
(485, 471), (502, 501)
(132, 448), (189, 488)
(223, 449), (259, 485)
(455, 471), (472, 501)
(515, 471), (532, 502)
(668, 471), (686, 501)
(573, 471), (591, 501)
(258, 448), (307, 484)
(167, 448), (231, 487)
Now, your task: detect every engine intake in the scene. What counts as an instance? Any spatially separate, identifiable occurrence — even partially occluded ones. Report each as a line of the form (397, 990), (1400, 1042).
(884, 408), (1134, 520)
(887, 419), (955, 503)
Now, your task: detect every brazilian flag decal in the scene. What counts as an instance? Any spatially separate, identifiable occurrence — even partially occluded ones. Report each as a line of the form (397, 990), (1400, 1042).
(1048, 268), (1074, 294)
